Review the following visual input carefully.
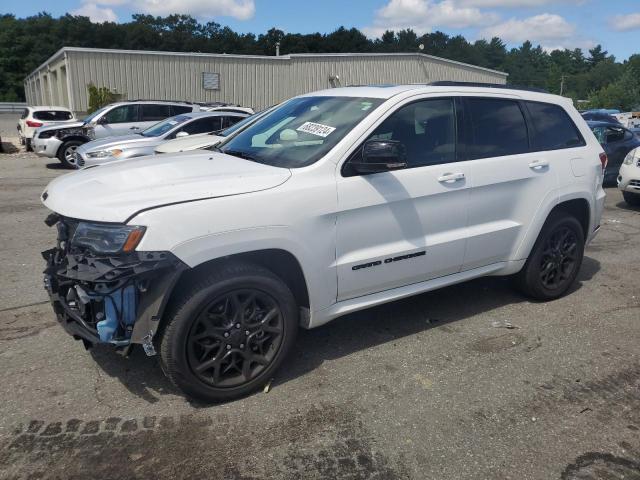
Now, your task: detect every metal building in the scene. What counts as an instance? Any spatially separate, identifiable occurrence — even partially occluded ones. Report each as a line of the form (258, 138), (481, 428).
(24, 47), (507, 113)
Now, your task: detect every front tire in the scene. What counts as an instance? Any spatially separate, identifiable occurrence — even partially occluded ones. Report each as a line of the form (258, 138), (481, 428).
(623, 191), (640, 207)
(516, 212), (585, 301)
(158, 262), (298, 402)
(57, 140), (83, 169)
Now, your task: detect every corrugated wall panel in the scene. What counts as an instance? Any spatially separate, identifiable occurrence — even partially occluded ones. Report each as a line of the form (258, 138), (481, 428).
(60, 50), (506, 112)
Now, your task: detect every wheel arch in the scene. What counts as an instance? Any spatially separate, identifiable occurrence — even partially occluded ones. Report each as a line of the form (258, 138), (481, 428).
(161, 248), (311, 328)
(516, 194), (592, 261)
(56, 136), (88, 156)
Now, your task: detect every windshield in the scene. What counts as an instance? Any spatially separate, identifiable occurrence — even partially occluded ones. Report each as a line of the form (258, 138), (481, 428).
(141, 115), (190, 137)
(83, 106), (109, 124)
(219, 96), (383, 168)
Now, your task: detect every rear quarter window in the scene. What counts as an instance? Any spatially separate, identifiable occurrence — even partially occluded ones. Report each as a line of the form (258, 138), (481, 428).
(526, 101), (585, 151)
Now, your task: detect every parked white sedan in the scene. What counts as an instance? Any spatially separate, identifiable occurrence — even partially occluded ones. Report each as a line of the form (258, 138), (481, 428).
(618, 147), (640, 206)
(17, 106), (76, 150)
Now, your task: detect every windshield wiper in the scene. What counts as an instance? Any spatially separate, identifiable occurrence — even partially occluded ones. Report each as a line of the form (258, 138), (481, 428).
(223, 150), (257, 161)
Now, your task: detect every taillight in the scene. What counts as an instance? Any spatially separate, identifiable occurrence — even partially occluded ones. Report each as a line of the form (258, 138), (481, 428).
(26, 120), (43, 128)
(599, 152), (608, 172)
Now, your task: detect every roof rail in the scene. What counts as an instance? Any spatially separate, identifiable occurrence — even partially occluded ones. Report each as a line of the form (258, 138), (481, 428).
(428, 81), (549, 94)
(124, 99), (199, 105)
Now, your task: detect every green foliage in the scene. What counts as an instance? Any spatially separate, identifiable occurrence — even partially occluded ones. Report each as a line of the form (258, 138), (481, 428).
(0, 12), (638, 110)
(87, 84), (118, 113)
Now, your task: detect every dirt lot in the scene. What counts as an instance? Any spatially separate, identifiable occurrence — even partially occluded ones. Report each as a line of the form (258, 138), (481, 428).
(0, 151), (639, 480)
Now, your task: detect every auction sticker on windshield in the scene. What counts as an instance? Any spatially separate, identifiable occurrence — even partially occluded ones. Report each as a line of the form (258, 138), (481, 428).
(297, 122), (336, 137)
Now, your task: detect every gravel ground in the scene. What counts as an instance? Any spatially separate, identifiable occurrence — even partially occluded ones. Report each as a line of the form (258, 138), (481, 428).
(0, 151), (639, 480)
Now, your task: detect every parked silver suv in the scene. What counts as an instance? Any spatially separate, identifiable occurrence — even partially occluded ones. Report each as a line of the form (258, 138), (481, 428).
(33, 101), (200, 167)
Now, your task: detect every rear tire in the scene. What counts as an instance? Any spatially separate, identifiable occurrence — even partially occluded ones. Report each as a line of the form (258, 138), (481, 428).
(25, 138), (32, 151)
(57, 140), (83, 169)
(515, 212), (585, 301)
(158, 261), (298, 402)
(623, 191), (640, 207)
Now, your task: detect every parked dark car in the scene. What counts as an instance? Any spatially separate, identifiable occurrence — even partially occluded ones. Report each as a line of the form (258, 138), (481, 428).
(588, 121), (640, 184)
(582, 111), (621, 124)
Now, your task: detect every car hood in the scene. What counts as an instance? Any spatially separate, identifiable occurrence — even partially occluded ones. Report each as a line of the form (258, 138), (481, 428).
(78, 134), (160, 153)
(37, 121), (85, 133)
(155, 134), (224, 153)
(42, 151), (292, 223)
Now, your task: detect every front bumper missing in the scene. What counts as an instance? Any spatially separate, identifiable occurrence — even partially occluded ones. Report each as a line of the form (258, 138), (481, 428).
(42, 216), (187, 354)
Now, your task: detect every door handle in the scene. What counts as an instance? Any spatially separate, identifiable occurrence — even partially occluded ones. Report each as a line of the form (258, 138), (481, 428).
(130, 126), (140, 130)
(528, 160), (549, 170)
(438, 172), (465, 183)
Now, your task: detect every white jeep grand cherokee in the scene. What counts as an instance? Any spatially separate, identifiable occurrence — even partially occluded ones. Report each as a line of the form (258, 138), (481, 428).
(41, 83), (606, 402)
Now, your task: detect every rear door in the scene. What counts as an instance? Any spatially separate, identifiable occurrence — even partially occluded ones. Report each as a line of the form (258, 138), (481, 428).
(336, 97), (472, 300)
(136, 104), (173, 132)
(460, 97), (583, 270)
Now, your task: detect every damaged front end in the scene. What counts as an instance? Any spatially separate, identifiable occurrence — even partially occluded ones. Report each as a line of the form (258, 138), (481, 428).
(42, 213), (187, 355)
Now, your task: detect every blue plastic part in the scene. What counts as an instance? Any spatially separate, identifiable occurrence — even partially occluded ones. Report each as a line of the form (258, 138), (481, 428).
(96, 285), (137, 343)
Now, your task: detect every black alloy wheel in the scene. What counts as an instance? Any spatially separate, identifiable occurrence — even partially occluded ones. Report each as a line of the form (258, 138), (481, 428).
(186, 289), (284, 388)
(538, 226), (579, 290)
(516, 212), (585, 301)
(158, 261), (298, 402)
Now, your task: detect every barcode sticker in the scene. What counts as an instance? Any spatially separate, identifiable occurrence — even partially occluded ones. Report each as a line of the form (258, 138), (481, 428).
(296, 122), (336, 138)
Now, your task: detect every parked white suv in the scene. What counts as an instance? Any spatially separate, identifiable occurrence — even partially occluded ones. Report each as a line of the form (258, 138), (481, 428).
(33, 101), (201, 168)
(17, 106), (75, 150)
(41, 84), (606, 402)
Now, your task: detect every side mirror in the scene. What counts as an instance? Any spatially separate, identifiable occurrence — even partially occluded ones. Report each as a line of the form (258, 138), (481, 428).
(176, 131), (189, 138)
(351, 140), (407, 174)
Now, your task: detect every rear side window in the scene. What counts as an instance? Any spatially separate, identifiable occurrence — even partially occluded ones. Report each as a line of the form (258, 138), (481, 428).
(170, 105), (193, 115)
(140, 104), (171, 121)
(465, 98), (529, 159)
(526, 102), (585, 150)
(181, 117), (223, 135)
(33, 110), (73, 121)
(223, 115), (245, 129)
(21, 109), (29, 119)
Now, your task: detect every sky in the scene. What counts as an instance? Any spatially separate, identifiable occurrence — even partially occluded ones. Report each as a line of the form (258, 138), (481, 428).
(3, 0), (640, 60)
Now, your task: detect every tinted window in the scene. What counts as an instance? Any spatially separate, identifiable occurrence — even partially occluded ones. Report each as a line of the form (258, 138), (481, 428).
(365, 98), (456, 168)
(465, 98), (528, 159)
(170, 105), (193, 115)
(104, 105), (138, 124)
(33, 110), (73, 121)
(526, 102), (584, 150)
(140, 104), (171, 121)
(223, 115), (245, 129)
(181, 117), (223, 135)
(21, 109), (29, 119)
(605, 126), (625, 143)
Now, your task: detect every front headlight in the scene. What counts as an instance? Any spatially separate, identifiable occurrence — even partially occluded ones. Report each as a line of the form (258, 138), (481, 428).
(72, 223), (146, 254)
(623, 149), (639, 165)
(87, 149), (123, 159)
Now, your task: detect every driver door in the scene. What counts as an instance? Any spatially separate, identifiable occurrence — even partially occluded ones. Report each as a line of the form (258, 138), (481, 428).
(335, 97), (472, 301)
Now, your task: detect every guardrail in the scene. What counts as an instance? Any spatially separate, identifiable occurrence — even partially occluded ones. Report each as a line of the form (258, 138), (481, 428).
(0, 102), (27, 113)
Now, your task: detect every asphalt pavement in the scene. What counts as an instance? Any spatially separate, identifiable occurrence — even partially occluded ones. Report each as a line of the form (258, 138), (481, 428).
(0, 152), (639, 479)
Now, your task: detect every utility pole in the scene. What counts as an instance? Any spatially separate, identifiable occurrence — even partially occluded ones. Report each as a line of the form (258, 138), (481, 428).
(560, 75), (566, 96)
